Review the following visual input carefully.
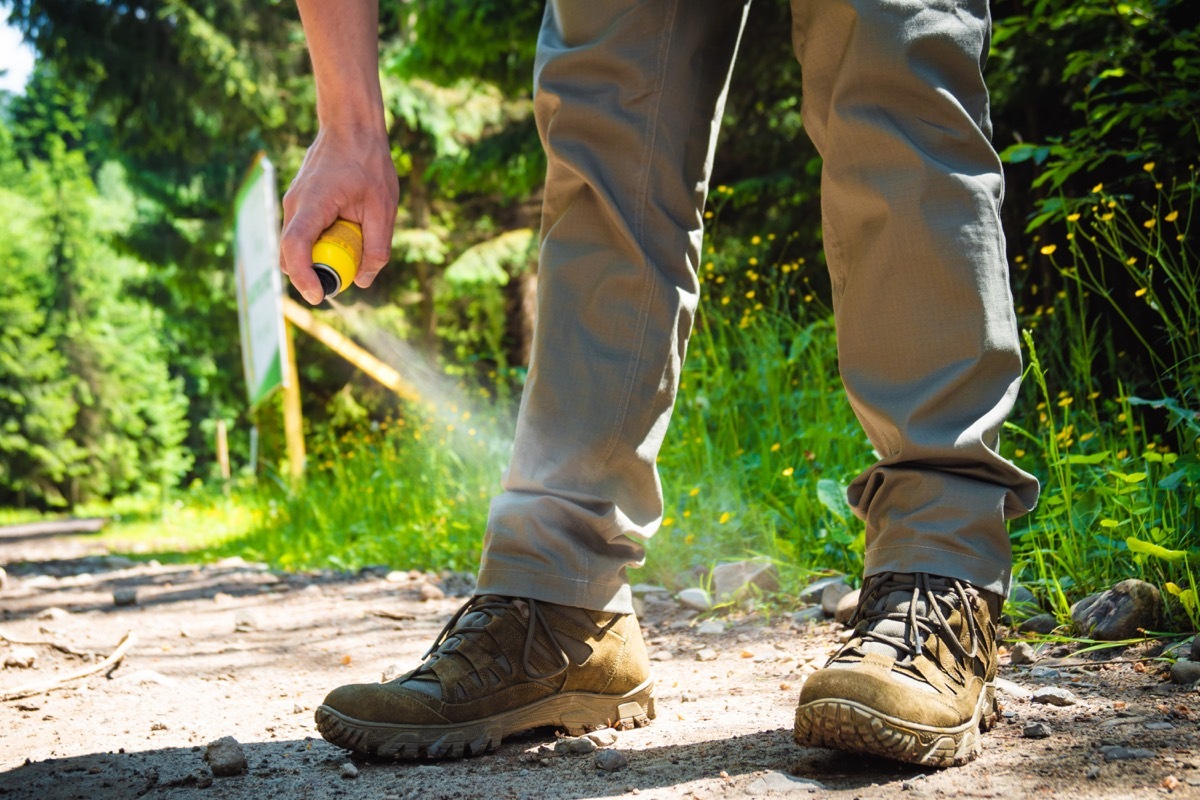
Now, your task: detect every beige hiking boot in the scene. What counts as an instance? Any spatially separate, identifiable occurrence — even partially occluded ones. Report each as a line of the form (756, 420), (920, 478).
(794, 572), (1000, 767)
(315, 595), (655, 758)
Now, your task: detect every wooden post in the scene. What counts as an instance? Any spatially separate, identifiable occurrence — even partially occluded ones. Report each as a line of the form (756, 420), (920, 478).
(215, 419), (231, 481)
(281, 319), (306, 480)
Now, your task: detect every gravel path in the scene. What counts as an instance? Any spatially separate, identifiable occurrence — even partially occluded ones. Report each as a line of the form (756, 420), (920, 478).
(2, 526), (1199, 799)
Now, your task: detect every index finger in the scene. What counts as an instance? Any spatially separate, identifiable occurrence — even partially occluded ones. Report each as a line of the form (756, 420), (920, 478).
(280, 205), (335, 305)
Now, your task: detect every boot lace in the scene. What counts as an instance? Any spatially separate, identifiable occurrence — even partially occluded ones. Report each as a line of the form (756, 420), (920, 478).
(417, 595), (571, 683)
(851, 572), (984, 668)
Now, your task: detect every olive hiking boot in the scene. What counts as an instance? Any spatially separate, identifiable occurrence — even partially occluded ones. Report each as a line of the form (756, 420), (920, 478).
(794, 572), (1000, 767)
(315, 595), (655, 758)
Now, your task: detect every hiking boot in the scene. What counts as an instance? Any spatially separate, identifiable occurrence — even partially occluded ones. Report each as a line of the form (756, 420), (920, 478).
(793, 572), (1000, 767)
(315, 595), (655, 758)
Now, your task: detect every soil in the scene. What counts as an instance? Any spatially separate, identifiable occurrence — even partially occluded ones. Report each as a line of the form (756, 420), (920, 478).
(2, 525), (1199, 800)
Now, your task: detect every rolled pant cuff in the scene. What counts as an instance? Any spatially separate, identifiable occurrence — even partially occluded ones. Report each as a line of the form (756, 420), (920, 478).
(474, 567), (635, 615)
(864, 544), (1011, 600)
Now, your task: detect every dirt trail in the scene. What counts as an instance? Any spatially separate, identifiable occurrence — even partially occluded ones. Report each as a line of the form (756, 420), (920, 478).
(2, 526), (1199, 799)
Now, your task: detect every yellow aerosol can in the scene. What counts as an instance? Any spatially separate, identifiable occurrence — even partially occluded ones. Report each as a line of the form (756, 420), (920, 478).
(311, 218), (363, 299)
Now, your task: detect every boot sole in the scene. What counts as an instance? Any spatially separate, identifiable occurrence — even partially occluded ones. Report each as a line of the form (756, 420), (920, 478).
(793, 682), (996, 768)
(315, 678), (656, 759)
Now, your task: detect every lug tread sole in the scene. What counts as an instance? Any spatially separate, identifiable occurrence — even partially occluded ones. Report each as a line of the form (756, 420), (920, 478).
(315, 681), (655, 759)
(794, 683), (996, 768)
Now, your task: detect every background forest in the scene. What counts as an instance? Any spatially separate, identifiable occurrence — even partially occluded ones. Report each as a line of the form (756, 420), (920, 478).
(0, 0), (1197, 624)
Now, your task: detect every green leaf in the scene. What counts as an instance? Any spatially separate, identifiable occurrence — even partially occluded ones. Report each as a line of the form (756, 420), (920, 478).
(1125, 536), (1187, 562)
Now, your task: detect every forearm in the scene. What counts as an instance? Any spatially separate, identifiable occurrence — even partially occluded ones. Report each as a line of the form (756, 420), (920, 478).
(296, 0), (386, 134)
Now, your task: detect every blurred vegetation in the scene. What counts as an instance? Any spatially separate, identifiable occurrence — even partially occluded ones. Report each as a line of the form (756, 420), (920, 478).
(0, 0), (1196, 623)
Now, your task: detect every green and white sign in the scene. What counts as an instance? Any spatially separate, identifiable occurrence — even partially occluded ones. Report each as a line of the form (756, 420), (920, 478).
(234, 153), (287, 407)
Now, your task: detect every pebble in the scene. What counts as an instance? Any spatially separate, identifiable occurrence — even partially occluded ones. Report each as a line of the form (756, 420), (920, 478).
(745, 771), (826, 795)
(556, 736), (598, 755)
(112, 587), (138, 607)
(696, 619), (726, 636)
(419, 583), (445, 601)
(1099, 745), (1155, 761)
(696, 647), (719, 662)
(381, 663), (402, 682)
(4, 647), (37, 669)
(36, 607), (70, 621)
(1008, 641), (1037, 665)
(1085, 765), (1101, 779)
(204, 736), (248, 777)
(1031, 686), (1079, 706)
(234, 609), (259, 632)
(650, 650), (674, 661)
(1018, 614), (1059, 635)
(385, 570), (408, 583)
(1170, 659), (1200, 685)
(1145, 721), (1176, 731)
(586, 728), (619, 747)
(293, 703), (307, 714)
(212, 591), (235, 606)
(1022, 722), (1052, 739)
(1071, 579), (1161, 641)
(677, 588), (713, 612)
(0, 566), (6, 590)
(593, 748), (628, 771)
(340, 762), (359, 779)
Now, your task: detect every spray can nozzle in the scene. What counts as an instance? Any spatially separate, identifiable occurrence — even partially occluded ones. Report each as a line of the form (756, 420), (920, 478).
(311, 219), (363, 300)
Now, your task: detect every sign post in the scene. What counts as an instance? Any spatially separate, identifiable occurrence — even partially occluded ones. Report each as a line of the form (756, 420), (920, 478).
(234, 153), (305, 479)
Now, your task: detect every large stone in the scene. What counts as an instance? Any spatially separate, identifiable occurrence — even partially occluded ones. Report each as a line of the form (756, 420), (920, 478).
(711, 560), (779, 604)
(834, 589), (860, 626)
(1171, 659), (1200, 685)
(820, 581), (854, 617)
(798, 576), (845, 605)
(1018, 613), (1060, 635)
(1071, 579), (1162, 641)
(677, 587), (713, 612)
(1008, 585), (1037, 610)
(204, 736), (247, 777)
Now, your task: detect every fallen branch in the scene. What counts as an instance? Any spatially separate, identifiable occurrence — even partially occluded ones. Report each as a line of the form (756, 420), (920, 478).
(1, 630), (136, 702)
(368, 609), (417, 622)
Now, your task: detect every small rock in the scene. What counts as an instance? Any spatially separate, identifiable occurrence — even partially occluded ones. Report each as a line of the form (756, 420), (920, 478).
(746, 771), (826, 795)
(204, 736), (248, 777)
(650, 649), (674, 661)
(593, 748), (628, 771)
(0, 566), (7, 590)
(1008, 641), (1037, 665)
(1171, 660), (1200, 685)
(1031, 686), (1079, 706)
(586, 728), (619, 747)
(4, 647), (37, 669)
(696, 619), (726, 635)
(1018, 614), (1059, 635)
(820, 581), (853, 617)
(234, 609), (259, 632)
(556, 736), (597, 755)
(112, 587), (138, 607)
(1145, 721), (1176, 731)
(36, 607), (70, 621)
(1071, 579), (1162, 641)
(1008, 585), (1037, 608)
(419, 583), (445, 601)
(385, 570), (407, 583)
(696, 648), (719, 662)
(1029, 666), (1061, 680)
(798, 576), (845, 605)
(677, 588), (713, 612)
(1022, 722), (1052, 739)
(381, 663), (402, 682)
(1085, 765), (1101, 779)
(1190, 637), (1200, 662)
(212, 592), (235, 605)
(1099, 745), (1155, 761)
(791, 607), (824, 626)
(293, 703), (307, 714)
(711, 560), (779, 604)
(339, 762), (359, 779)
(834, 589), (860, 626)
(631, 595), (646, 617)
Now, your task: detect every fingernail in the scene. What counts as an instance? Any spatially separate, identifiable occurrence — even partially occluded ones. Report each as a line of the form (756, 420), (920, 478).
(304, 290), (323, 305)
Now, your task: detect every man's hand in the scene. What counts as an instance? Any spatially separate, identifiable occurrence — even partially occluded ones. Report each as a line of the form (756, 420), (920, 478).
(281, 0), (396, 305)
(280, 125), (399, 304)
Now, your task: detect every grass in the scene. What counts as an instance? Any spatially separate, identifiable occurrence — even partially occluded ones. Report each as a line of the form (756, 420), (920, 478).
(5, 168), (1196, 628)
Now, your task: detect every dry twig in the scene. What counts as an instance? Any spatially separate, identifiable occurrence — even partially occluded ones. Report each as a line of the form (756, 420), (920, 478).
(1, 631), (136, 702)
